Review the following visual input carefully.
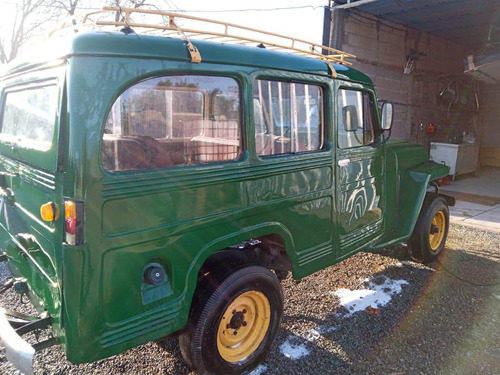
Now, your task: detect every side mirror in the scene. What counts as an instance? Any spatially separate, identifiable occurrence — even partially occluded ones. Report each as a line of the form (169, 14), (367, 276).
(342, 105), (359, 132)
(380, 102), (393, 131)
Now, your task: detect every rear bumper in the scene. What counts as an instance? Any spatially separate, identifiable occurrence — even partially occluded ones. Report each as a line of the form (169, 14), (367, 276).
(0, 307), (35, 375)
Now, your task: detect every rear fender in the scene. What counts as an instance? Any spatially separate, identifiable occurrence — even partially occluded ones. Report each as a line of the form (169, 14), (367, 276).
(182, 222), (295, 322)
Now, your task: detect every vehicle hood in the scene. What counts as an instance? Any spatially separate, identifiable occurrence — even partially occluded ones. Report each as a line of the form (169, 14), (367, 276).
(386, 139), (431, 171)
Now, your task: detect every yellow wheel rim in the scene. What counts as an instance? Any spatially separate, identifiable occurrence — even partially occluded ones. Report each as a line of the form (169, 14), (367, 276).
(217, 290), (271, 363)
(429, 210), (446, 251)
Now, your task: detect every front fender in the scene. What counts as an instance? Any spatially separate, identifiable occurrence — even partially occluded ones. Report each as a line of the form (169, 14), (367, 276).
(373, 161), (450, 249)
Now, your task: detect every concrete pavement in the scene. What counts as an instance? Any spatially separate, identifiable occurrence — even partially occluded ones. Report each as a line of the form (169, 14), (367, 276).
(440, 167), (500, 232)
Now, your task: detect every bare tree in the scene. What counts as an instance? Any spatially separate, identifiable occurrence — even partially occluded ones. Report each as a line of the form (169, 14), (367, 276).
(0, 0), (178, 64)
(0, 0), (55, 63)
(0, 0), (86, 64)
(54, 0), (80, 16)
(104, 0), (175, 22)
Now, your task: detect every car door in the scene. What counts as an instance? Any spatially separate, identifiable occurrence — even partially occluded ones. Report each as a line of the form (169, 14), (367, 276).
(0, 67), (65, 309)
(335, 86), (385, 258)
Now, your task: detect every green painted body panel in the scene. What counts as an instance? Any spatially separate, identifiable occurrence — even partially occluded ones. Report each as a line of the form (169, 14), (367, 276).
(370, 140), (450, 249)
(0, 65), (66, 339)
(0, 31), (449, 365)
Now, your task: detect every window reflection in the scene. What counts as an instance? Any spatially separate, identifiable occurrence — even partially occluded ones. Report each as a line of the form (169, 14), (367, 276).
(253, 79), (324, 156)
(102, 75), (241, 171)
(337, 89), (375, 149)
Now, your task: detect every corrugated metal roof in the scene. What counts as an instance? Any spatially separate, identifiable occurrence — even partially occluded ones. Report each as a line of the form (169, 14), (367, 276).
(334, 0), (500, 51)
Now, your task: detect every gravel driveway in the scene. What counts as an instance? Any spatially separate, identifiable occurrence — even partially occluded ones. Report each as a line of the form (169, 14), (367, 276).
(1, 223), (500, 375)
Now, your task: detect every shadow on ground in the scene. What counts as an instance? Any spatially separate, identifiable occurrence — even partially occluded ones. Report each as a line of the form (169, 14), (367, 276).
(1, 224), (499, 375)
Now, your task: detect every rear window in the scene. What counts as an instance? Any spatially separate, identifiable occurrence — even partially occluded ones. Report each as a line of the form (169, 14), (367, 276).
(102, 75), (241, 171)
(0, 85), (58, 151)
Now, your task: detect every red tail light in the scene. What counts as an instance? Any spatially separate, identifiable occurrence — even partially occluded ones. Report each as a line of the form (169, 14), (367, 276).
(64, 200), (84, 245)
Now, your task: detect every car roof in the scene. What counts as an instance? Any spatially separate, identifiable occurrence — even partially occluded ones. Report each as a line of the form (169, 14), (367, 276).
(1, 31), (373, 86)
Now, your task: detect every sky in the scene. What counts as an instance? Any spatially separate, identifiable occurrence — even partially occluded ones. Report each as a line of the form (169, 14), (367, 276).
(178, 0), (328, 44)
(0, 0), (329, 48)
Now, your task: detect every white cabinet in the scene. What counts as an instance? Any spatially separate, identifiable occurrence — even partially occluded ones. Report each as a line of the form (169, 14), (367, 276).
(430, 142), (479, 179)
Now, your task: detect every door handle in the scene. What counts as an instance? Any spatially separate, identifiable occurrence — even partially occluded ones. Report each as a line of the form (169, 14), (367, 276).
(337, 158), (350, 167)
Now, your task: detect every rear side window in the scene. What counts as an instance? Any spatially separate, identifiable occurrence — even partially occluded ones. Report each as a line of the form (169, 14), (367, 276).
(253, 79), (324, 156)
(0, 85), (58, 151)
(102, 75), (241, 171)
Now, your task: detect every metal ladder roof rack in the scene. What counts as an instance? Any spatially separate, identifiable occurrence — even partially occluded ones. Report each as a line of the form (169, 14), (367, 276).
(53, 6), (355, 76)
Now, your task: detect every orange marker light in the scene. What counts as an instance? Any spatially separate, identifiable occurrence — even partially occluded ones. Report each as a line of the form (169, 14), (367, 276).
(40, 202), (60, 222)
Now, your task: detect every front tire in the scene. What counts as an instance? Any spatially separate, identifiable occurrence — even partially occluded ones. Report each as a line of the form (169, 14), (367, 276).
(408, 193), (450, 263)
(179, 265), (283, 374)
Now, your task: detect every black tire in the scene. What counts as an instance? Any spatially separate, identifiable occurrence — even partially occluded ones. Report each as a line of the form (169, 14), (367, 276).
(408, 193), (450, 263)
(179, 265), (283, 375)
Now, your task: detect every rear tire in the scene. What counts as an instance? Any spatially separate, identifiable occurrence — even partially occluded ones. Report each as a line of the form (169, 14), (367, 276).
(179, 265), (283, 374)
(408, 193), (449, 263)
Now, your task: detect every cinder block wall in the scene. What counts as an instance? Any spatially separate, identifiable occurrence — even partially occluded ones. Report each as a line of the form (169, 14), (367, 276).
(331, 10), (481, 151)
(481, 84), (500, 166)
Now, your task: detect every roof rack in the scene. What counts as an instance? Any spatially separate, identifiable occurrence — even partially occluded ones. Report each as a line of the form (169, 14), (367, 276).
(52, 6), (355, 77)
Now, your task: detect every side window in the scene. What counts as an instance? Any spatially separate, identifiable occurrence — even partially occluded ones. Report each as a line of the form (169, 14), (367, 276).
(337, 89), (375, 149)
(253, 79), (324, 156)
(0, 85), (58, 151)
(102, 75), (241, 171)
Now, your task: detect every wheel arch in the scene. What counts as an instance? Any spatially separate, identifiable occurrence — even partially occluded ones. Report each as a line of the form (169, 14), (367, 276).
(181, 222), (296, 323)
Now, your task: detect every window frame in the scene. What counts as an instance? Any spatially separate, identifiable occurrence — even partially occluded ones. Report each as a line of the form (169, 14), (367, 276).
(101, 74), (244, 172)
(253, 78), (326, 158)
(336, 87), (378, 150)
(0, 82), (59, 152)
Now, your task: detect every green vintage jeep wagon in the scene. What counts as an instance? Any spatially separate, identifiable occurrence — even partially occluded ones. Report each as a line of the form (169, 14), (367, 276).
(0, 7), (454, 375)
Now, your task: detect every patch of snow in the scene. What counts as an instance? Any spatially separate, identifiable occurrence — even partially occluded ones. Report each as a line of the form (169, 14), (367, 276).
(273, 276), (409, 364)
(332, 275), (408, 316)
(322, 325), (339, 333)
(248, 364), (267, 375)
(307, 328), (321, 341)
(298, 328), (321, 342)
(279, 336), (310, 360)
(395, 260), (415, 268)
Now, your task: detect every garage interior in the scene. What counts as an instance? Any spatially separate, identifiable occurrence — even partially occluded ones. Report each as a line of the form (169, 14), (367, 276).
(325, 0), (500, 176)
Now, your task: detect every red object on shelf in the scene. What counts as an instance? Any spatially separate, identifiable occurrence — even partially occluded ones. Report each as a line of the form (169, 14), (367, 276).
(437, 176), (450, 186)
(426, 124), (436, 133)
